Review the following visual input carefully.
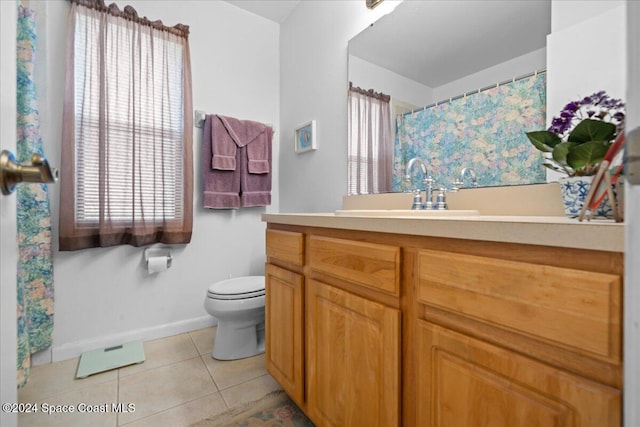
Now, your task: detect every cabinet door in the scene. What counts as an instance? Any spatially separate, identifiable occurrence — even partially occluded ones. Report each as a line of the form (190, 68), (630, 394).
(265, 264), (304, 406)
(307, 279), (400, 427)
(416, 320), (621, 427)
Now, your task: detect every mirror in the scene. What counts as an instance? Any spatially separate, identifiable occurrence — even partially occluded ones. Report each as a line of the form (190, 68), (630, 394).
(348, 0), (551, 193)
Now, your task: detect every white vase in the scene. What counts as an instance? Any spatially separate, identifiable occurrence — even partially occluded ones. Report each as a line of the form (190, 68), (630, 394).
(558, 176), (614, 218)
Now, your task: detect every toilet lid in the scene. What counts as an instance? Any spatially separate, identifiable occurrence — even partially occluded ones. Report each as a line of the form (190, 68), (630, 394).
(207, 276), (265, 300)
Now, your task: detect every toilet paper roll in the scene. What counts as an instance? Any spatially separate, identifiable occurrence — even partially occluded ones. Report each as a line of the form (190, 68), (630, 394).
(147, 256), (168, 274)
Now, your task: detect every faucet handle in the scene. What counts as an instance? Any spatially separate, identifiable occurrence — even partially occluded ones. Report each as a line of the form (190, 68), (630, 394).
(411, 190), (422, 210)
(434, 188), (448, 210)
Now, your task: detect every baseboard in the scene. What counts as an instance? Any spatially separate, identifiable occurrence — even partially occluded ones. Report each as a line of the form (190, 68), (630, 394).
(50, 315), (217, 363)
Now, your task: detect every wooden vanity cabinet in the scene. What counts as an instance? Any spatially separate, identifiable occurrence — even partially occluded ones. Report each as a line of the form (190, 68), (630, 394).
(265, 224), (624, 427)
(265, 230), (305, 407)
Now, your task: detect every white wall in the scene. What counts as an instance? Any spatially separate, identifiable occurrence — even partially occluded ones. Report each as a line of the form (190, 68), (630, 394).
(279, 1), (401, 212)
(37, 0), (280, 361)
(433, 48), (547, 102)
(348, 55), (433, 107)
(552, 0), (625, 32)
(1, 3), (18, 426)
(547, 3), (626, 121)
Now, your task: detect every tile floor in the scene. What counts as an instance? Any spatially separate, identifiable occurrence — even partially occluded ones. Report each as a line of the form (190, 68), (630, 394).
(18, 327), (281, 427)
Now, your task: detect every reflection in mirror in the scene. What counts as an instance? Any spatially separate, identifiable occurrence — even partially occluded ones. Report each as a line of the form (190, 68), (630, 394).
(347, 83), (393, 195)
(347, 0), (551, 194)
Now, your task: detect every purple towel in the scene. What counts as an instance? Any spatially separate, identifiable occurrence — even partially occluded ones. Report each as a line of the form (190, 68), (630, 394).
(203, 115), (241, 209)
(241, 130), (272, 207)
(202, 115), (272, 209)
(246, 137), (270, 174)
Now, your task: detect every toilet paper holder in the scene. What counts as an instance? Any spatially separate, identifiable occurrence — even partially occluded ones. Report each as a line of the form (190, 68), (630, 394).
(144, 246), (172, 269)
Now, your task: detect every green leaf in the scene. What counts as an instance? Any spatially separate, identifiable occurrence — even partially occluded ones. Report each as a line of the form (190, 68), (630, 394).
(551, 141), (576, 166)
(526, 131), (562, 153)
(566, 140), (610, 171)
(567, 119), (616, 143)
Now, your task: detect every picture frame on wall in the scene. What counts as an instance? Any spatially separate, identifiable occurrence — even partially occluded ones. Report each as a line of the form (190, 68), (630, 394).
(294, 120), (317, 154)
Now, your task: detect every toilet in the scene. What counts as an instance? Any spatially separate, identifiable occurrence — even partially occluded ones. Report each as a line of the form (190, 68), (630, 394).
(204, 276), (266, 360)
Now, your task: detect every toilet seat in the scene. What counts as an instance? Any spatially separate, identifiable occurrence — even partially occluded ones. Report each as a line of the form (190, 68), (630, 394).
(207, 276), (265, 300)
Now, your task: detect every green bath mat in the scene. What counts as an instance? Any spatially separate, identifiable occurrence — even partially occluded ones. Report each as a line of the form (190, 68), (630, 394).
(76, 341), (145, 379)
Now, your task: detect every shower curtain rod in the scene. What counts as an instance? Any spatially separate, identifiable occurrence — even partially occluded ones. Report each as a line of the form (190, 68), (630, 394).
(400, 68), (547, 117)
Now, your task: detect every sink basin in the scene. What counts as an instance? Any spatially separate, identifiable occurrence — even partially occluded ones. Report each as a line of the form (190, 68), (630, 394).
(334, 209), (479, 217)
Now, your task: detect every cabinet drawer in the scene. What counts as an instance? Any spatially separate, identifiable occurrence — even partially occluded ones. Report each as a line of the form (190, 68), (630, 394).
(266, 230), (304, 266)
(309, 235), (400, 297)
(417, 250), (621, 361)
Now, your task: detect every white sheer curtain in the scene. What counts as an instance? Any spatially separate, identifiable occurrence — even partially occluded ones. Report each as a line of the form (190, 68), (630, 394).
(348, 87), (392, 195)
(59, 0), (193, 250)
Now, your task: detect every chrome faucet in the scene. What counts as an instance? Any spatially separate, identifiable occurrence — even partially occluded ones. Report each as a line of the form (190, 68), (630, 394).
(452, 167), (477, 191)
(405, 157), (427, 181)
(404, 157), (434, 209)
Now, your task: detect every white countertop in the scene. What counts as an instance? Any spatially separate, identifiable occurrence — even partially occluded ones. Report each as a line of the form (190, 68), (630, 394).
(262, 213), (624, 253)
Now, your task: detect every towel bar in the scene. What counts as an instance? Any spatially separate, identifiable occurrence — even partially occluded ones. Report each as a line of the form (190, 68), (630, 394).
(194, 111), (275, 134)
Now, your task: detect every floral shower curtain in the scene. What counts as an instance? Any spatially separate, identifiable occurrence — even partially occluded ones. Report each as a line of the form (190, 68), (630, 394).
(16, 4), (54, 388)
(394, 72), (547, 190)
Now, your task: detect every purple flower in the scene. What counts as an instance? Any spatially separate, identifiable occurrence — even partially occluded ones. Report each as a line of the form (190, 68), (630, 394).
(530, 90), (625, 177)
(548, 91), (625, 141)
(564, 101), (580, 112)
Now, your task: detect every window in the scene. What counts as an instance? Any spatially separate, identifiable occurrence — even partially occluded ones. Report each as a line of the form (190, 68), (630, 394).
(347, 86), (393, 195)
(59, 1), (193, 250)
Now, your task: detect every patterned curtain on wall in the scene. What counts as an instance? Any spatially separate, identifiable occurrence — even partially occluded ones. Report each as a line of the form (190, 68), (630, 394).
(394, 72), (547, 191)
(16, 5), (54, 388)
